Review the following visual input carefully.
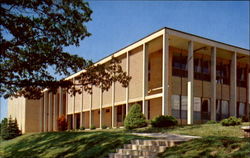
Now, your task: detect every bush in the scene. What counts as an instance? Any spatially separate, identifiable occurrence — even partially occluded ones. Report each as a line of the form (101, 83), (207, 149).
(151, 115), (177, 128)
(101, 125), (108, 129)
(57, 115), (68, 131)
(221, 116), (242, 126)
(90, 125), (96, 130)
(206, 120), (217, 124)
(124, 104), (147, 129)
(80, 126), (85, 130)
(0, 116), (21, 140)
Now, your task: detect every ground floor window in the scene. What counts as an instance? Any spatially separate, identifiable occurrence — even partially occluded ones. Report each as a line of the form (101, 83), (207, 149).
(67, 115), (73, 130)
(237, 102), (245, 118)
(216, 100), (229, 121)
(75, 113), (80, 129)
(171, 95), (187, 120)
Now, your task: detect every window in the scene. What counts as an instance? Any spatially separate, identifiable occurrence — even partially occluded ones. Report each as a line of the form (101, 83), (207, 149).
(117, 106), (123, 122)
(172, 52), (187, 77)
(201, 98), (210, 121)
(171, 95), (180, 119)
(216, 62), (230, 85)
(194, 97), (201, 121)
(181, 96), (187, 119)
(237, 67), (246, 87)
(237, 102), (245, 117)
(216, 100), (229, 121)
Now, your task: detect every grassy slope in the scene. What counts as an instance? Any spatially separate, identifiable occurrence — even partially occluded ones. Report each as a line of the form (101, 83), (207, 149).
(1, 123), (250, 158)
(0, 131), (146, 158)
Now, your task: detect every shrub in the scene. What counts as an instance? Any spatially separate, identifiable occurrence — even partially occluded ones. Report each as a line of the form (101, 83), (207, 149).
(206, 120), (217, 124)
(124, 104), (147, 129)
(1, 116), (21, 140)
(90, 125), (96, 130)
(101, 125), (108, 129)
(241, 115), (249, 122)
(221, 116), (242, 126)
(80, 126), (85, 130)
(151, 115), (177, 128)
(57, 115), (68, 131)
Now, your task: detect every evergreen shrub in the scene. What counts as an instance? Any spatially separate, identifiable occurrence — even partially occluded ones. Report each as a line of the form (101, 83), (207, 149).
(151, 115), (177, 128)
(0, 116), (21, 140)
(57, 115), (68, 131)
(221, 116), (241, 126)
(124, 104), (147, 129)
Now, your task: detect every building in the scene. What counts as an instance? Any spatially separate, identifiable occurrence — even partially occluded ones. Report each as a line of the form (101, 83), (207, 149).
(8, 27), (250, 133)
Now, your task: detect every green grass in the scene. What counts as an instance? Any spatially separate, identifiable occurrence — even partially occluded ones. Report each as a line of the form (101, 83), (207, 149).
(158, 136), (250, 158)
(1, 122), (249, 158)
(131, 122), (250, 137)
(0, 131), (146, 158)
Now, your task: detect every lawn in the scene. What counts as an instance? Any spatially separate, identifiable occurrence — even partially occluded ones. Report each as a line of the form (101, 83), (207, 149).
(0, 131), (146, 158)
(0, 122), (249, 158)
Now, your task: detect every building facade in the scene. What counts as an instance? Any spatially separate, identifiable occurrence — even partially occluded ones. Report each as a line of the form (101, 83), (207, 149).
(8, 28), (250, 133)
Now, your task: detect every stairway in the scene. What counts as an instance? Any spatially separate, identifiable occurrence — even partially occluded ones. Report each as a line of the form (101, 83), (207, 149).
(108, 139), (185, 158)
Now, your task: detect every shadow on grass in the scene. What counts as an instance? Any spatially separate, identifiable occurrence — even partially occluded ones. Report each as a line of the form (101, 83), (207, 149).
(1, 131), (146, 158)
(158, 136), (250, 158)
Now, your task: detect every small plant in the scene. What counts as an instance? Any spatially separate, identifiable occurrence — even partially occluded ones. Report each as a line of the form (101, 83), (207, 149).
(101, 125), (108, 129)
(124, 104), (147, 129)
(80, 126), (85, 130)
(221, 116), (242, 126)
(0, 116), (21, 140)
(57, 115), (68, 131)
(90, 125), (96, 130)
(151, 115), (177, 128)
(206, 120), (217, 124)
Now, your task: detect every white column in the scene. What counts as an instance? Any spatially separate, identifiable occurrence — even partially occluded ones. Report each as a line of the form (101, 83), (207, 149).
(142, 43), (149, 119)
(211, 47), (217, 121)
(80, 86), (84, 127)
(187, 40), (194, 124)
(43, 91), (48, 132)
(40, 96), (44, 132)
(230, 51), (237, 116)
(72, 79), (76, 129)
(99, 88), (103, 128)
(89, 89), (93, 128)
(162, 30), (169, 115)
(59, 87), (63, 117)
(126, 51), (129, 115)
(112, 83), (115, 128)
(48, 92), (53, 131)
(53, 93), (58, 131)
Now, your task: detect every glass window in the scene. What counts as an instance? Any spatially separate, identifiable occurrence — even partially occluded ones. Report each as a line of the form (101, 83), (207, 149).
(181, 96), (187, 119)
(201, 98), (210, 121)
(221, 100), (229, 119)
(171, 95), (180, 119)
(194, 97), (201, 121)
(237, 102), (245, 117)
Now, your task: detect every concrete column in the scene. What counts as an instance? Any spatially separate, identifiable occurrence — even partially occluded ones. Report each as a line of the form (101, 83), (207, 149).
(162, 30), (169, 115)
(230, 51), (237, 116)
(59, 87), (63, 117)
(72, 79), (76, 129)
(89, 89), (93, 128)
(48, 92), (53, 131)
(80, 86), (84, 127)
(211, 47), (217, 121)
(187, 40), (194, 124)
(142, 43), (149, 119)
(40, 96), (44, 132)
(126, 51), (129, 115)
(247, 72), (250, 116)
(53, 93), (58, 131)
(43, 91), (48, 132)
(111, 83), (115, 128)
(99, 88), (103, 128)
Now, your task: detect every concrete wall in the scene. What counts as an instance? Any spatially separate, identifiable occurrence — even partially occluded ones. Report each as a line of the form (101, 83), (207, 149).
(8, 97), (26, 133)
(25, 99), (41, 132)
(149, 97), (162, 120)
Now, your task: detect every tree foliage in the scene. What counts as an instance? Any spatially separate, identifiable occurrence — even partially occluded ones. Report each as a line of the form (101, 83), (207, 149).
(0, 0), (131, 99)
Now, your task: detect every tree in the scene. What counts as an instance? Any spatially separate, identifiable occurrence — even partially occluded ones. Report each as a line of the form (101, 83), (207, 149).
(124, 104), (147, 129)
(0, 116), (21, 140)
(0, 0), (131, 99)
(57, 115), (67, 131)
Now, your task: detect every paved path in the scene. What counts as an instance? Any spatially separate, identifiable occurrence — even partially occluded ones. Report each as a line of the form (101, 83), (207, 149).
(132, 133), (201, 141)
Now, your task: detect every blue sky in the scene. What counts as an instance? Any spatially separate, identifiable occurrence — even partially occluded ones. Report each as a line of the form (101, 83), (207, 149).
(0, 1), (249, 120)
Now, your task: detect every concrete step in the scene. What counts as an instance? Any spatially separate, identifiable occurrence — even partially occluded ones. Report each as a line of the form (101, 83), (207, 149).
(109, 153), (155, 158)
(123, 144), (167, 152)
(116, 149), (157, 156)
(130, 139), (184, 146)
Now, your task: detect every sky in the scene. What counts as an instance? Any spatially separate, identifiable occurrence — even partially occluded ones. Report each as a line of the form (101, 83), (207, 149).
(0, 1), (249, 120)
